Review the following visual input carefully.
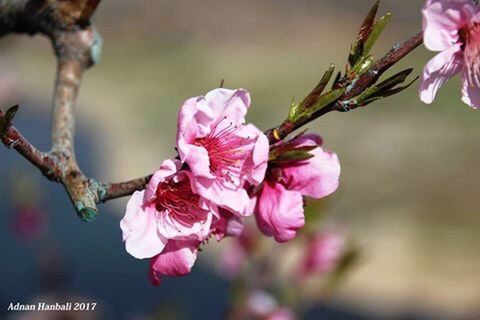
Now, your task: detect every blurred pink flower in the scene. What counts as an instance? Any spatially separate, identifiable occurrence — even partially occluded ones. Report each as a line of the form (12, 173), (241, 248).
(266, 308), (296, 320)
(247, 290), (295, 320)
(216, 224), (258, 279)
(11, 206), (48, 242)
(176, 88), (269, 216)
(254, 134), (340, 242)
(420, 0), (480, 108)
(217, 239), (247, 279)
(0, 60), (19, 102)
(120, 159), (217, 259)
(149, 239), (200, 286)
(297, 231), (345, 279)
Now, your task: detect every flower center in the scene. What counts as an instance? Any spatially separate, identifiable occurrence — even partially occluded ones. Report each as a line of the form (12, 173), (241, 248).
(460, 23), (480, 86)
(155, 176), (200, 221)
(195, 118), (253, 185)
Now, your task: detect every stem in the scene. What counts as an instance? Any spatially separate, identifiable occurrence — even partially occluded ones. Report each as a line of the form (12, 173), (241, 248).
(0, 107), (57, 179)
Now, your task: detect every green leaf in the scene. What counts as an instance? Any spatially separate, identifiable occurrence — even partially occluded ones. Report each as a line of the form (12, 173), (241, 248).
(364, 12), (392, 56)
(350, 70), (418, 107)
(299, 64), (335, 111)
(375, 68), (414, 92)
(352, 68), (413, 105)
(269, 138), (315, 161)
(275, 150), (315, 163)
(377, 75), (419, 98)
(307, 88), (346, 116)
(331, 71), (342, 89)
(352, 55), (374, 76)
(288, 101), (300, 122)
(349, 0), (380, 67)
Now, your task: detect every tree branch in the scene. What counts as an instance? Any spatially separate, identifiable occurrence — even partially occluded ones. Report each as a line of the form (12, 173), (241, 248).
(0, 106), (57, 179)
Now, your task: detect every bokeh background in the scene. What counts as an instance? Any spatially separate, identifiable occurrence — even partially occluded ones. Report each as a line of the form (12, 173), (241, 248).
(1, 0), (480, 319)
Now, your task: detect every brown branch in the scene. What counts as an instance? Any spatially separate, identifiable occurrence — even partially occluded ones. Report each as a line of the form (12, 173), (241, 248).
(0, 106), (57, 178)
(99, 176), (153, 203)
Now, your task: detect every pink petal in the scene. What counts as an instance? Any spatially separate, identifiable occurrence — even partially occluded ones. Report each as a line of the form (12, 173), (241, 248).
(178, 143), (215, 181)
(149, 240), (199, 286)
(211, 209), (244, 241)
(461, 70), (480, 109)
(422, 0), (474, 51)
(419, 44), (463, 104)
(144, 159), (182, 203)
(176, 96), (215, 145)
(209, 181), (252, 216)
(176, 96), (215, 175)
(205, 88), (251, 126)
(255, 182), (305, 243)
(237, 124), (270, 186)
(281, 145), (341, 199)
(156, 205), (213, 241)
(120, 191), (167, 259)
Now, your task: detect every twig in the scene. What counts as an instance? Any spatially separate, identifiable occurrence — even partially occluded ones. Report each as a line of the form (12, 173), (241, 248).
(0, 106), (57, 178)
(264, 31), (424, 143)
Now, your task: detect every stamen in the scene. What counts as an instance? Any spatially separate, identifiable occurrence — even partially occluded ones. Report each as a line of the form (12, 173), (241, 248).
(155, 176), (203, 229)
(462, 23), (480, 87)
(195, 118), (255, 187)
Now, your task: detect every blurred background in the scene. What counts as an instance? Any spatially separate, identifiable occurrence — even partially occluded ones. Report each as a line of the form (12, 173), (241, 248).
(1, 0), (480, 319)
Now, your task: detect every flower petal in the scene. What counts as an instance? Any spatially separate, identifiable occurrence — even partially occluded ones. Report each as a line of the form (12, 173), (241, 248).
(422, 0), (474, 51)
(237, 124), (270, 186)
(205, 88), (251, 126)
(178, 143), (215, 180)
(281, 135), (341, 199)
(210, 209), (244, 241)
(149, 240), (199, 286)
(255, 182), (305, 243)
(419, 43), (463, 104)
(177, 96), (215, 144)
(144, 159), (182, 203)
(461, 70), (480, 109)
(156, 206), (213, 241)
(209, 181), (252, 216)
(120, 191), (167, 259)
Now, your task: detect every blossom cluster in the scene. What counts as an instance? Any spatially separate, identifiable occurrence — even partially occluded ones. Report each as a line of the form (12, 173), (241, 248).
(120, 88), (341, 284)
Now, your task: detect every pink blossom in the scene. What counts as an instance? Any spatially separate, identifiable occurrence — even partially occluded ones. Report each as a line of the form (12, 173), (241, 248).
(217, 239), (247, 279)
(297, 231), (345, 279)
(216, 224), (258, 278)
(11, 206), (48, 242)
(266, 308), (296, 320)
(0, 60), (19, 102)
(420, 0), (480, 108)
(255, 134), (340, 242)
(176, 88), (269, 216)
(149, 239), (200, 286)
(247, 290), (295, 320)
(210, 209), (244, 241)
(120, 159), (217, 259)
